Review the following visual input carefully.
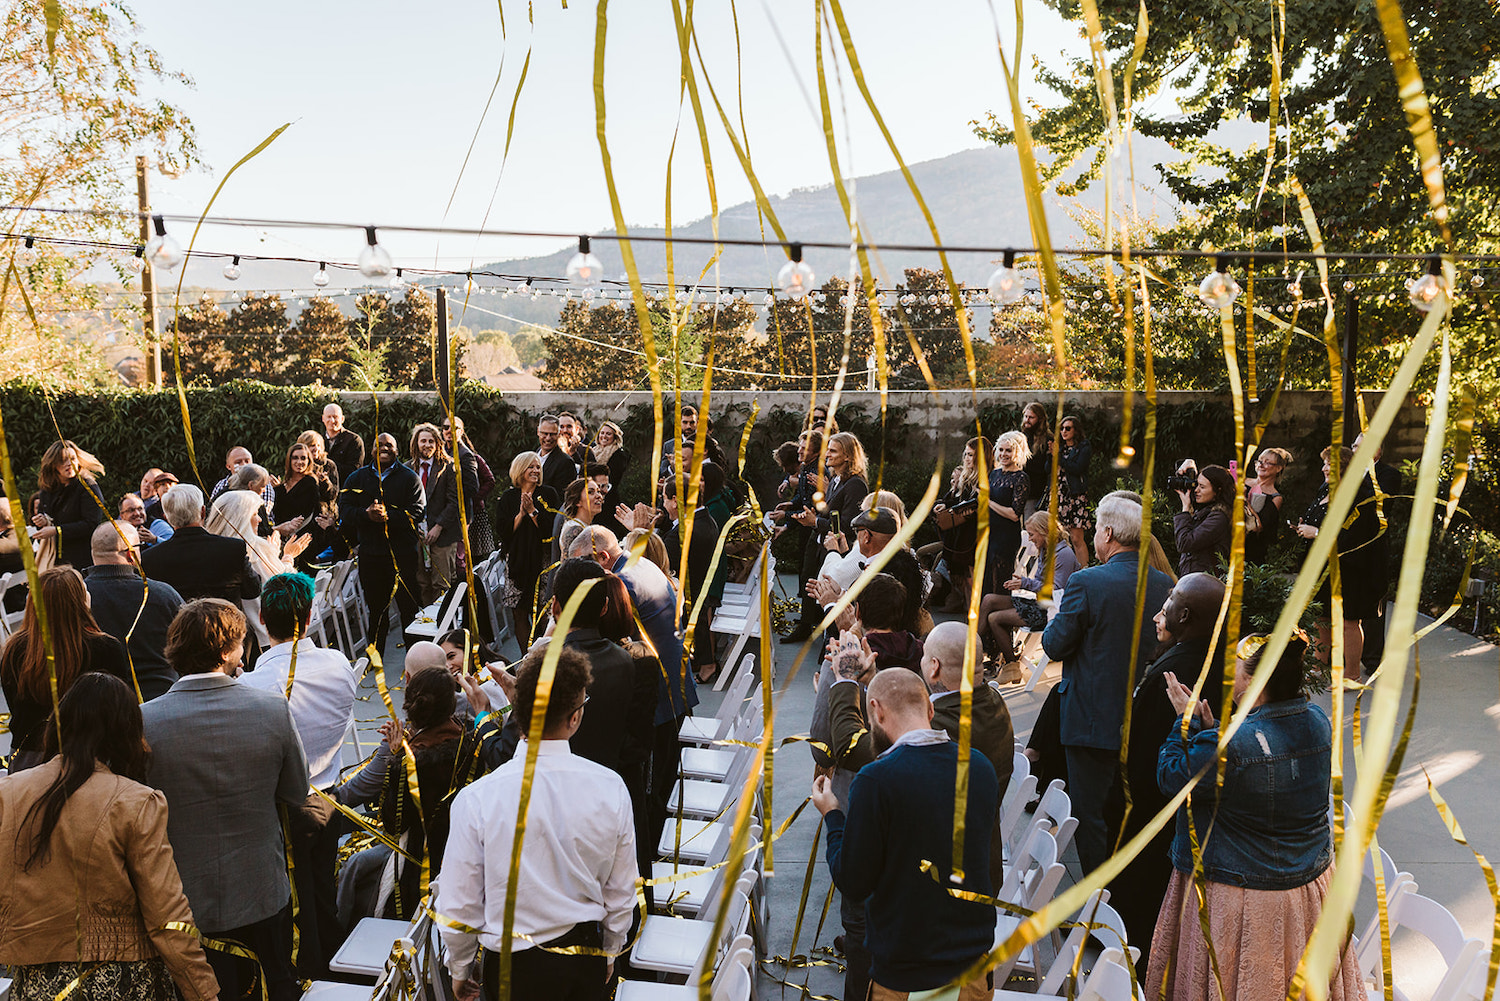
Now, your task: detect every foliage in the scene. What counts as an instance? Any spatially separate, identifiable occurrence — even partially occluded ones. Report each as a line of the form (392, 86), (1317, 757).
(0, 380), (532, 511)
(1, 0), (198, 390)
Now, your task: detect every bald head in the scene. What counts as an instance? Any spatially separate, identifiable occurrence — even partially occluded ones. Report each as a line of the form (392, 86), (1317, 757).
(91, 521), (139, 564)
(921, 621), (970, 693)
(568, 524), (620, 568)
(404, 641), (448, 680)
(1153, 571), (1226, 645)
(866, 667), (935, 752)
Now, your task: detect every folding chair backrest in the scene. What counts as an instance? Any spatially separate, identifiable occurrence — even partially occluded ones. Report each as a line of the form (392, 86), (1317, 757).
(1384, 891), (1485, 1001)
(1079, 949), (1136, 1001)
(1010, 778), (1073, 857)
(999, 773), (1039, 850)
(718, 669), (756, 727)
(1038, 889), (1111, 995)
(688, 885), (752, 980)
(711, 936), (755, 1001)
(999, 825), (1058, 904)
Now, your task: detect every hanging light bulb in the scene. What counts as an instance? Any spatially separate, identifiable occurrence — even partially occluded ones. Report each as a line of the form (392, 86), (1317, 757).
(1408, 254), (1448, 312)
(222, 256), (242, 281)
(144, 215), (185, 271)
(565, 236), (603, 285)
(1196, 256), (1241, 308)
(19, 235), (36, 266)
(987, 250), (1024, 305)
(1343, 280), (1356, 293)
(776, 242), (815, 298)
(761, 291), (774, 306)
(358, 226), (393, 278)
(1472, 274), (1485, 289)
(314, 263), (330, 288)
(389, 268), (406, 288)
(128, 246), (145, 273)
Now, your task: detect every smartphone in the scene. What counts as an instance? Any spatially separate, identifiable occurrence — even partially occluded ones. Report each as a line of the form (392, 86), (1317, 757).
(829, 510), (841, 538)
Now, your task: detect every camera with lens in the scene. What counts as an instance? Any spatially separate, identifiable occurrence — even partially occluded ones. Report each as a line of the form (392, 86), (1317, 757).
(1167, 462), (1199, 493)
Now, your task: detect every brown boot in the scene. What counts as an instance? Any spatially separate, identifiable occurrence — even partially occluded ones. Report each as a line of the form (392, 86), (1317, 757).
(997, 660), (1025, 685)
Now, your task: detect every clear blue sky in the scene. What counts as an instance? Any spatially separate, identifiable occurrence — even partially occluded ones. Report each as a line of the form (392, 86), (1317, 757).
(129, 0), (1092, 273)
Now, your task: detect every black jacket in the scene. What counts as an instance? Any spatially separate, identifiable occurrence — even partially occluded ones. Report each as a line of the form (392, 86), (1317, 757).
(39, 478), (106, 570)
(816, 474), (868, 546)
(339, 462), (425, 555)
(659, 507), (720, 603)
(326, 429), (365, 483)
(139, 526), (260, 605)
(84, 564), (184, 701)
(541, 448), (579, 499)
(412, 456), (479, 548)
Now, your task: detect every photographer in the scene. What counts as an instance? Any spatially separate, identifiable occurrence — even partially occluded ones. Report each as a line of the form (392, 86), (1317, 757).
(922, 436), (989, 612)
(1171, 461), (1233, 576)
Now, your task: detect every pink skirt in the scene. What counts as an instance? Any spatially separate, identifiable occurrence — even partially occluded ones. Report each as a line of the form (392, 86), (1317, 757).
(1145, 867), (1368, 1001)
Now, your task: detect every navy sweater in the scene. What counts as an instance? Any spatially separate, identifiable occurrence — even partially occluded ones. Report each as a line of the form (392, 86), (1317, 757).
(825, 738), (999, 991)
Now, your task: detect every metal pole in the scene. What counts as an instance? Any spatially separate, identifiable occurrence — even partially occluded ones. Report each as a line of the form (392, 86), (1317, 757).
(136, 156), (161, 389)
(1342, 292), (1358, 443)
(435, 287), (451, 402)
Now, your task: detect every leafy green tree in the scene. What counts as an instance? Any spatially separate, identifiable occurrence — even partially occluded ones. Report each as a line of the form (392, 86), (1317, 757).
(284, 296), (349, 386)
(164, 293), (234, 384)
(1, 0), (197, 389)
(224, 293), (289, 383)
(510, 326), (548, 367)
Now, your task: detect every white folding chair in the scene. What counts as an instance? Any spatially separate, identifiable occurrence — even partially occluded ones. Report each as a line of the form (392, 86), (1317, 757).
(999, 750), (1038, 854)
(992, 827), (1067, 981)
(407, 580), (467, 642)
(335, 560), (367, 657)
(0, 571), (28, 639)
(679, 668), (756, 746)
(1024, 890), (1140, 997)
(329, 916), (411, 979)
(1359, 889), (1483, 1001)
(680, 697), (763, 781)
(1011, 778), (1078, 859)
(630, 874), (755, 979)
(616, 934), (754, 1001)
(667, 740), (758, 820)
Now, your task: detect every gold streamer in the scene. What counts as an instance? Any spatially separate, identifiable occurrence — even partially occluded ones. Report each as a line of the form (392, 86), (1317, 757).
(1424, 774), (1500, 1001)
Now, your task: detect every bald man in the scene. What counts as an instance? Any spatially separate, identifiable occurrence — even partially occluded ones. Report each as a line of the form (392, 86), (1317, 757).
(1106, 571), (1227, 972)
(813, 667), (998, 1001)
(322, 403), (365, 478)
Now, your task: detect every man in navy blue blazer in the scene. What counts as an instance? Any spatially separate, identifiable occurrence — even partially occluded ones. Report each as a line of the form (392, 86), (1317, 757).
(1041, 490), (1173, 875)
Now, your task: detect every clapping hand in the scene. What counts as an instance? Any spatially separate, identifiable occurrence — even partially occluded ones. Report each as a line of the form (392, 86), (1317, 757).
(1163, 671), (1215, 726)
(808, 575), (842, 605)
(283, 533), (312, 560)
(830, 633), (876, 683)
(792, 508), (817, 527)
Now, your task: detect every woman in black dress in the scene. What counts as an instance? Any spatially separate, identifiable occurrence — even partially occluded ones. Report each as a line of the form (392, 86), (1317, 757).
(0, 567), (131, 771)
(984, 430), (1031, 594)
(32, 440), (105, 570)
(274, 440), (338, 572)
(924, 435), (990, 609)
(1039, 414), (1094, 567)
(495, 450), (560, 645)
(1293, 445), (1381, 676)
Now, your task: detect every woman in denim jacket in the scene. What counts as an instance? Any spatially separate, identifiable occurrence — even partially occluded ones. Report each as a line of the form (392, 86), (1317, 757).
(1147, 633), (1367, 1001)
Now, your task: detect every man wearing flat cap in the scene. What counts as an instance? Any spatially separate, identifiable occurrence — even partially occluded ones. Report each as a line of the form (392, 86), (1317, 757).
(807, 505), (926, 636)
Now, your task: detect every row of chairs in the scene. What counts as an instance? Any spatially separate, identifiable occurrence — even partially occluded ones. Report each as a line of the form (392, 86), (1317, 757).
(1347, 815), (1492, 1001)
(617, 666), (768, 998)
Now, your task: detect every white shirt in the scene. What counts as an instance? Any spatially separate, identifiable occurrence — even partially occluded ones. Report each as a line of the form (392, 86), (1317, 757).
(438, 739), (637, 975)
(818, 539), (876, 594)
(240, 638), (357, 789)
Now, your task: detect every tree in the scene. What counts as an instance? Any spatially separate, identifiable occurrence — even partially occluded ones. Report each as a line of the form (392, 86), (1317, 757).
(510, 326), (548, 368)
(973, 0), (1500, 396)
(164, 293), (234, 385)
(886, 268), (975, 387)
(223, 293), (289, 383)
(1, 0), (197, 389)
(284, 296), (349, 386)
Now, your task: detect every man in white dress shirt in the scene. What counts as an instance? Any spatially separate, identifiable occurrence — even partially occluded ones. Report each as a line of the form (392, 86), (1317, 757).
(240, 571), (357, 978)
(439, 645), (637, 1001)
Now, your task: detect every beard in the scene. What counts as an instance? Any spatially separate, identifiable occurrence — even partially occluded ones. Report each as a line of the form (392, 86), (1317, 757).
(870, 720), (893, 755)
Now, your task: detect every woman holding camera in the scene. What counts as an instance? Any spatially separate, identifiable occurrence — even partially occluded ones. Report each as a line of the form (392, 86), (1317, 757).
(923, 436), (990, 611)
(1172, 462), (1234, 576)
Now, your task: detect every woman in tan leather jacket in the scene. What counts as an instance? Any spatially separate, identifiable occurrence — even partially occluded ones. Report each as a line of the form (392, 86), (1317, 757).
(0, 673), (218, 1001)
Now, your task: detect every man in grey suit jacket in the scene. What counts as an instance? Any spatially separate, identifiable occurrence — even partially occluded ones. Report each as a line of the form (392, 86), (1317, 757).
(142, 598), (310, 1001)
(1041, 491), (1173, 876)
